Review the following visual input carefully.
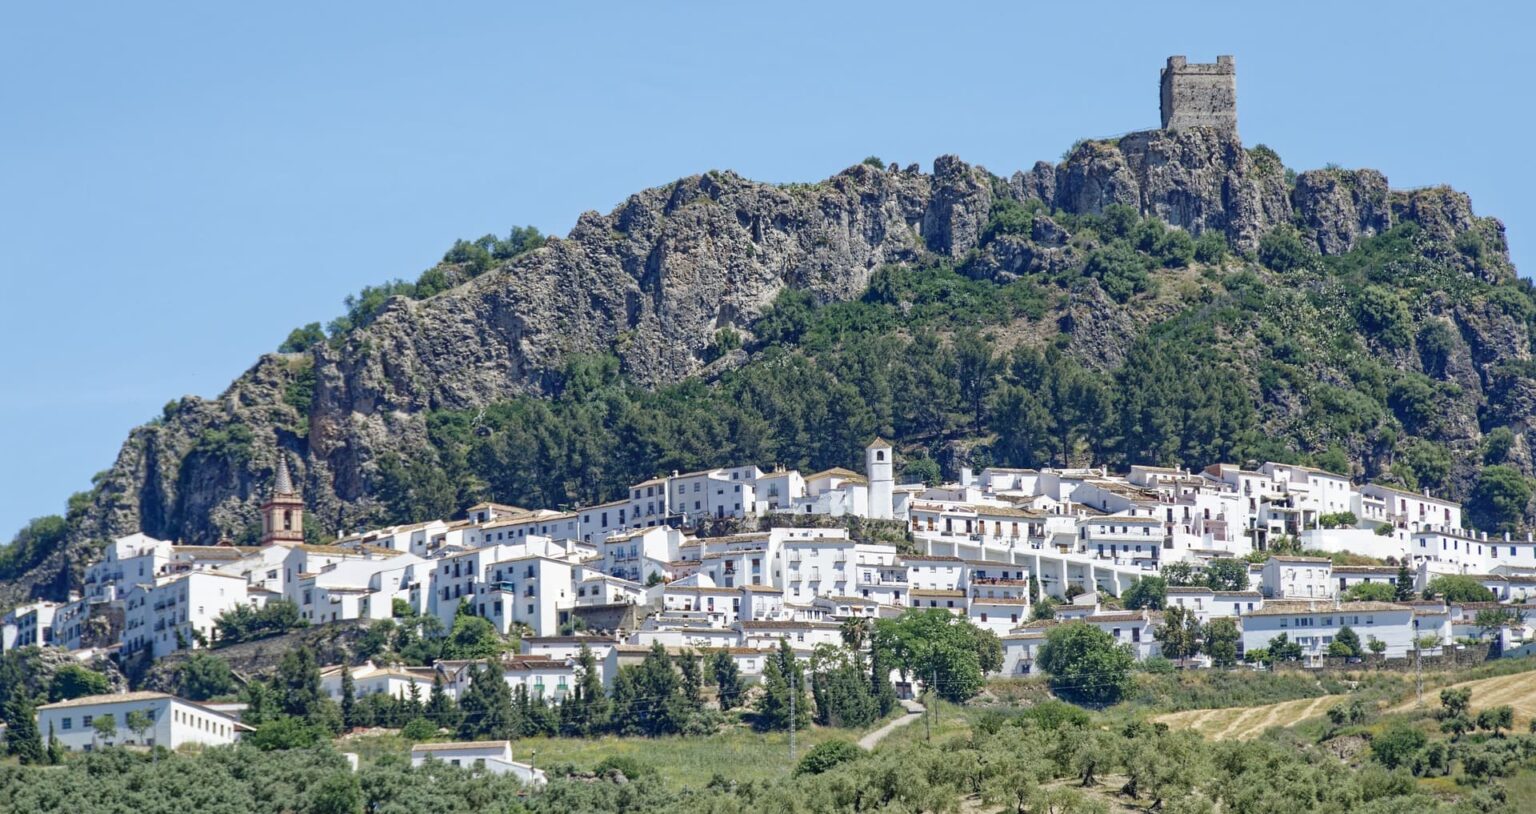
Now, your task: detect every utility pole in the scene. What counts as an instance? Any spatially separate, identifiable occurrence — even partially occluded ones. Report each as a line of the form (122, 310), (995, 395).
(788, 667), (797, 762)
(932, 666), (939, 729)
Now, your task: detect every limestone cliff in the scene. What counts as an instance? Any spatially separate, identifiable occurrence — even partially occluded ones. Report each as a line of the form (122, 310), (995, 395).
(1, 127), (1525, 610)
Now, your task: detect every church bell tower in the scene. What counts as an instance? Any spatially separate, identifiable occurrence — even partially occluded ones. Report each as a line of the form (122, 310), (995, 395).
(260, 453), (305, 545)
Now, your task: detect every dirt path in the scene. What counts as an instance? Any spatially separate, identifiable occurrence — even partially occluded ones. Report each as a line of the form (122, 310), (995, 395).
(859, 700), (926, 750)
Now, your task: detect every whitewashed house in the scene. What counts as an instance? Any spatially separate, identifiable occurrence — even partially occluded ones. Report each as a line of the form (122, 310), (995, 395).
(38, 691), (251, 751)
(122, 571), (250, 659)
(1, 601), (60, 650)
(1260, 556), (1334, 599)
(1241, 600), (1414, 663)
(410, 740), (546, 785)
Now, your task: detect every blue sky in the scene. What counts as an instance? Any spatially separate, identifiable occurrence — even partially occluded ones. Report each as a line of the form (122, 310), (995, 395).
(1, 2), (1530, 539)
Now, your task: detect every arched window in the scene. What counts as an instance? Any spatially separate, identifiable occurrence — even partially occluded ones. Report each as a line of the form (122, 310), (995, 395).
(283, 509), (293, 530)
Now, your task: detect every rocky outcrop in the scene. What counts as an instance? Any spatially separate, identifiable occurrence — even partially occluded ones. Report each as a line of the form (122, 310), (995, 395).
(1054, 128), (1291, 252)
(1292, 169), (1392, 255)
(1, 135), (1522, 612)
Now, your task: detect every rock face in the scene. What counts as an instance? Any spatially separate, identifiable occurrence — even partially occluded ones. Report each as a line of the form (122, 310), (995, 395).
(1293, 169), (1392, 254)
(0, 133), (1521, 611)
(1048, 128), (1290, 252)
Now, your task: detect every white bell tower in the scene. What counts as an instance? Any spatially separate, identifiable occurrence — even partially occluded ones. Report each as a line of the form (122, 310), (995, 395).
(865, 438), (893, 520)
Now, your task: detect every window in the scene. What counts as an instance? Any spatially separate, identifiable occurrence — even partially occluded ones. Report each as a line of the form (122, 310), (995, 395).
(61, 717), (72, 730)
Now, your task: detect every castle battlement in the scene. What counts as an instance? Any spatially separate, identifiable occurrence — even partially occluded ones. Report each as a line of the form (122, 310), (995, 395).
(1160, 55), (1237, 132)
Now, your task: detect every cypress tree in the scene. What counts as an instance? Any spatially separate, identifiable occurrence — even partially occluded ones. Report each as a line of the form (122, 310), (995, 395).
(340, 668), (357, 730)
(4, 698), (43, 765)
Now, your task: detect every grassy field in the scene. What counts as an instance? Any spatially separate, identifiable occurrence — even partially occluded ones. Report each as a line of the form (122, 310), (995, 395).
(1385, 669), (1536, 729)
(340, 717), (891, 790)
(1155, 662), (1536, 740)
(1153, 693), (1341, 740)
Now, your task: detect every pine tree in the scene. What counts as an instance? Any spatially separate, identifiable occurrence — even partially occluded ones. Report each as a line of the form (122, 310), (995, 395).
(406, 679), (423, 717)
(457, 663), (516, 740)
(710, 649), (742, 711)
(1395, 563), (1416, 602)
(754, 639), (808, 732)
(426, 671), (461, 732)
(677, 648), (703, 710)
(561, 644), (607, 736)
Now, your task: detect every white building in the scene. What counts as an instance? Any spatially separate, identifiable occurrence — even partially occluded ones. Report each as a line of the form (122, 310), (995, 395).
(866, 439), (895, 520)
(122, 571), (251, 659)
(38, 691), (251, 751)
(1, 601), (60, 650)
(320, 662), (435, 703)
(410, 740), (546, 785)
(1260, 556), (1334, 599)
(473, 554), (574, 637)
(1241, 600), (1415, 663)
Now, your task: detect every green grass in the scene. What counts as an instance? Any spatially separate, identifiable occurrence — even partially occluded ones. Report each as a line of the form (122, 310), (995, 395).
(339, 717), (889, 790)
(1506, 769), (1536, 810)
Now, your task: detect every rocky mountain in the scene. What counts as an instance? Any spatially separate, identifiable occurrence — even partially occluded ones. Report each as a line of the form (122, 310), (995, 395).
(2, 126), (1529, 610)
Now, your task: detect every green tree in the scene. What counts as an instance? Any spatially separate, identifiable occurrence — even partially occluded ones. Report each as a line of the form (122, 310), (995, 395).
(953, 330), (998, 432)
(1467, 465), (1532, 533)
(1476, 705), (1513, 737)
(426, 671), (461, 732)
(1123, 576), (1167, 610)
(1394, 563), (1416, 602)
(278, 322), (326, 353)
(307, 771), (363, 814)
(1343, 582), (1397, 602)
(1437, 687), (1474, 740)
(1154, 605), (1202, 663)
(173, 652), (236, 701)
(340, 667), (357, 730)
(1266, 633), (1303, 663)
(1258, 225), (1313, 272)
(1332, 625), (1362, 658)
(794, 738), (863, 776)
(123, 709), (152, 746)
(709, 649), (743, 712)
(1161, 562), (1198, 586)
(1424, 574), (1496, 603)
(442, 604), (502, 660)
(275, 645), (330, 724)
(44, 721), (63, 765)
(610, 643), (688, 737)
(872, 609), (1001, 703)
(754, 639), (808, 732)
(560, 644), (608, 736)
(1370, 724), (1426, 769)
(1037, 622), (1135, 705)
(456, 663), (517, 740)
(1203, 559), (1250, 592)
(809, 645), (879, 729)
(1203, 618), (1240, 668)
(3, 697), (44, 764)
(48, 664), (109, 702)
(91, 713), (117, 747)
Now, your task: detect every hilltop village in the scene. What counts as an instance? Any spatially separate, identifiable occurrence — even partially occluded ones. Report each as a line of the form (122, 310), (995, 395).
(8, 436), (1535, 742)
(3, 60), (1534, 791)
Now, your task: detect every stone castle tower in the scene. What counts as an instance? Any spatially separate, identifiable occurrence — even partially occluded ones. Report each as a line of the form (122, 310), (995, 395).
(865, 438), (893, 520)
(260, 453), (305, 545)
(1159, 55), (1237, 132)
